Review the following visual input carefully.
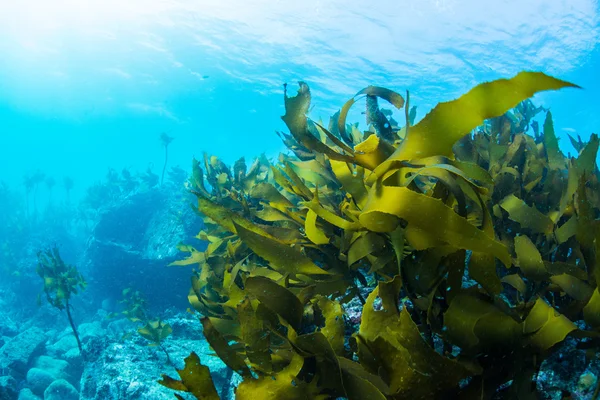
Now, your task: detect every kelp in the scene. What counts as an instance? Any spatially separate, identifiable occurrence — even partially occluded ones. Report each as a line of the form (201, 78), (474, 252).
(160, 71), (600, 399)
(111, 288), (175, 365)
(37, 246), (87, 358)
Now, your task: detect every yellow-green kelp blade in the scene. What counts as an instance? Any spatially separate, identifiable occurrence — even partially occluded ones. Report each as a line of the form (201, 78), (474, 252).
(377, 71), (579, 170)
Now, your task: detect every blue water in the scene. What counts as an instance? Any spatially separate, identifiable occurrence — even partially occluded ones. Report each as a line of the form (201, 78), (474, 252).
(0, 0), (598, 203)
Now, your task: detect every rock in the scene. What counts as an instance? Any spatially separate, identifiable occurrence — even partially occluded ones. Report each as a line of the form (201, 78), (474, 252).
(0, 327), (45, 378)
(536, 336), (593, 398)
(26, 368), (55, 396)
(0, 375), (18, 399)
(578, 371), (597, 391)
(101, 298), (115, 312)
(33, 356), (72, 382)
(18, 388), (41, 400)
(79, 321), (106, 341)
(0, 306), (18, 337)
(44, 379), (78, 400)
(79, 314), (232, 400)
(47, 335), (78, 358)
(83, 189), (201, 311)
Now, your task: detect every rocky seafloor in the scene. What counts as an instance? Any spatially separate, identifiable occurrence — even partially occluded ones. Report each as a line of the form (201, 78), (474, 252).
(0, 186), (598, 400)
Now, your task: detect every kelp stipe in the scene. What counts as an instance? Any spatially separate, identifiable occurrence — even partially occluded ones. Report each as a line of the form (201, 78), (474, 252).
(37, 246), (87, 360)
(159, 72), (598, 399)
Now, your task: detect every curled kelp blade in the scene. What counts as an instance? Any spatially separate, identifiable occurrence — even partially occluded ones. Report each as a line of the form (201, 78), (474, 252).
(374, 72), (579, 177)
(337, 86), (405, 146)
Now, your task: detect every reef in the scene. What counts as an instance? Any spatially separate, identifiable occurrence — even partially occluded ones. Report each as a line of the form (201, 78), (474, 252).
(158, 72), (600, 399)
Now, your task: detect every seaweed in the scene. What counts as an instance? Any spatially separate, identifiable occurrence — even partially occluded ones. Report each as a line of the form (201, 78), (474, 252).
(36, 246), (86, 359)
(110, 288), (174, 365)
(160, 71), (600, 399)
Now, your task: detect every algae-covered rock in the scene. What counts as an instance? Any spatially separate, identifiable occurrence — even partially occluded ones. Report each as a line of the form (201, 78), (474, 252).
(80, 313), (233, 400)
(0, 375), (18, 399)
(44, 379), (78, 400)
(0, 327), (45, 377)
(26, 368), (55, 396)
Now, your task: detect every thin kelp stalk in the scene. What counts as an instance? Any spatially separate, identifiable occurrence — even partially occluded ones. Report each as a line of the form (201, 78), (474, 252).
(65, 298), (84, 358)
(159, 343), (174, 368)
(404, 90), (410, 138)
(160, 132), (174, 186)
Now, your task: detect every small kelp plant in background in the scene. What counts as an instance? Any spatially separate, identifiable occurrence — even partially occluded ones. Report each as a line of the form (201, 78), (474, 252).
(159, 71), (600, 399)
(161, 132), (175, 186)
(110, 288), (174, 366)
(37, 246), (87, 359)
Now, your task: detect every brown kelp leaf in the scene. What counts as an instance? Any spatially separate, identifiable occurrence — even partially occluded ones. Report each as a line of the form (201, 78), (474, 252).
(238, 297), (272, 373)
(281, 82), (353, 163)
(169, 245), (206, 267)
(233, 222), (331, 277)
(347, 232), (386, 267)
(583, 289), (600, 328)
(249, 182), (294, 208)
(289, 158), (339, 187)
(337, 357), (389, 400)
(543, 111), (565, 170)
(392, 308), (471, 394)
(469, 251), (503, 296)
(514, 236), (547, 280)
(245, 276), (304, 331)
(444, 292), (520, 350)
(201, 317), (251, 377)
(359, 288), (471, 398)
(353, 134), (395, 170)
(314, 296), (345, 355)
(329, 160), (368, 208)
(292, 332), (345, 394)
(555, 216), (578, 244)
(500, 194), (554, 234)
(573, 133), (599, 176)
(235, 353), (322, 400)
(305, 209), (330, 245)
(502, 274), (527, 294)
(303, 192), (362, 231)
(523, 298), (577, 352)
(358, 282), (401, 344)
(197, 196), (294, 243)
(338, 86), (405, 146)
(359, 185), (511, 267)
(138, 320), (173, 345)
(158, 352), (219, 400)
(377, 72), (578, 167)
(550, 274), (593, 302)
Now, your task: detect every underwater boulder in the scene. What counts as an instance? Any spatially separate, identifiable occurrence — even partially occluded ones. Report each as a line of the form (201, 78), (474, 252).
(0, 327), (45, 378)
(46, 335), (78, 359)
(32, 356), (74, 387)
(83, 188), (202, 311)
(26, 368), (55, 396)
(43, 379), (78, 400)
(18, 388), (41, 400)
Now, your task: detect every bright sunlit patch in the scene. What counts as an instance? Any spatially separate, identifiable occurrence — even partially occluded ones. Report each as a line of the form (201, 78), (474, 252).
(0, 0), (598, 119)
